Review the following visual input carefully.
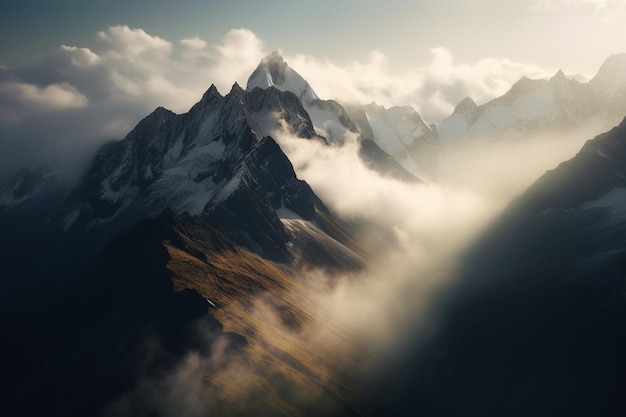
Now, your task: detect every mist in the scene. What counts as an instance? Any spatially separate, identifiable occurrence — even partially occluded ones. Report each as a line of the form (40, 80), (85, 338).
(438, 130), (594, 200)
(237, 120), (494, 395)
(208, 111), (606, 413)
(3, 24), (620, 415)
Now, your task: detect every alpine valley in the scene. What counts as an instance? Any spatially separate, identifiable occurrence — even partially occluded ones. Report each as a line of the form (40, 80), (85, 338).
(2, 51), (626, 417)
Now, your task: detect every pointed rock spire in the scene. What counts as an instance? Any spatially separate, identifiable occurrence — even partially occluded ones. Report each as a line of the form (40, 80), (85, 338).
(590, 53), (626, 97)
(246, 51), (319, 103)
(230, 82), (245, 94)
(202, 84), (222, 100)
(550, 69), (566, 81)
(452, 97), (478, 116)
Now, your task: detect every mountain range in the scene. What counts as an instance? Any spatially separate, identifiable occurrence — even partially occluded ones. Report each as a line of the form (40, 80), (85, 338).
(439, 54), (626, 142)
(2, 51), (626, 417)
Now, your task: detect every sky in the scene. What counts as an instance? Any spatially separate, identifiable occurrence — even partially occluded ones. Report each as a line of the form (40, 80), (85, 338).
(1, 0), (626, 178)
(3, 0), (626, 72)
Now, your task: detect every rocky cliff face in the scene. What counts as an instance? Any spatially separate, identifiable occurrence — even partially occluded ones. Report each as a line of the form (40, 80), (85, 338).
(57, 83), (340, 262)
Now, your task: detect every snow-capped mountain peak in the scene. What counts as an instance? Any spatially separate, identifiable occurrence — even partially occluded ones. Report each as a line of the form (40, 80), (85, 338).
(437, 59), (622, 144)
(247, 51), (319, 103)
(245, 55), (422, 180)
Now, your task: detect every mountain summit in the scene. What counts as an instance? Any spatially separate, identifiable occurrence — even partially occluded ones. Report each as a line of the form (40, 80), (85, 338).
(246, 53), (428, 179)
(247, 51), (319, 103)
(589, 53), (626, 98)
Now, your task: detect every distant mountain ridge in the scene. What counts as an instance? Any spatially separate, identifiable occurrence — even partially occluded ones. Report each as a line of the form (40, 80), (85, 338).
(438, 54), (626, 145)
(246, 51), (432, 179)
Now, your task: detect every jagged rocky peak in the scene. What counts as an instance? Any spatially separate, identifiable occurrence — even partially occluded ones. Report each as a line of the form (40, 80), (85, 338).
(133, 106), (177, 135)
(590, 53), (626, 97)
(195, 84), (223, 107)
(550, 69), (567, 82)
(247, 51), (319, 103)
(60, 76), (340, 262)
(452, 97), (478, 116)
(505, 76), (544, 98)
(230, 81), (245, 94)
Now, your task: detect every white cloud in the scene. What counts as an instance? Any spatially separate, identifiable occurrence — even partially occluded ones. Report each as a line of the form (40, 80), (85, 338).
(96, 25), (172, 57)
(288, 47), (553, 122)
(0, 81), (88, 115)
(58, 45), (100, 67)
(533, 0), (626, 11)
(267, 122), (501, 358)
(28, 25), (265, 112)
(210, 28), (265, 92)
(179, 36), (209, 51)
(0, 26), (266, 179)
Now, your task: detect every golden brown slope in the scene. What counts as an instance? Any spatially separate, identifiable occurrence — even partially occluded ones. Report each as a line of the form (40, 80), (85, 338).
(163, 212), (374, 417)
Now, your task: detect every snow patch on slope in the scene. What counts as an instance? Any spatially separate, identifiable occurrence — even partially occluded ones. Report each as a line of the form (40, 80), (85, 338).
(582, 187), (626, 217)
(305, 104), (352, 144)
(363, 103), (435, 177)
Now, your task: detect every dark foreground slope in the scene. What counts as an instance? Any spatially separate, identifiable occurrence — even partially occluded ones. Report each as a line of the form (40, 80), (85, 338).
(372, 117), (626, 417)
(1, 209), (369, 417)
(0, 83), (370, 417)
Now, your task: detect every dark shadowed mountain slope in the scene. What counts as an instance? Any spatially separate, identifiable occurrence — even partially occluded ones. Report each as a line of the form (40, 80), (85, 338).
(1, 209), (368, 417)
(373, 117), (626, 417)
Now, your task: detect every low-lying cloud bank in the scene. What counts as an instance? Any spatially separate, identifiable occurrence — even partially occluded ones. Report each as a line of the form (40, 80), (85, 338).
(269, 123), (501, 357)
(257, 112), (594, 398)
(0, 25), (556, 180)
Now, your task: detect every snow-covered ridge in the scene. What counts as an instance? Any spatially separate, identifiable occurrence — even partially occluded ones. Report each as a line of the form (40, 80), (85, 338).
(63, 81), (322, 233)
(247, 52), (355, 145)
(247, 52), (432, 177)
(438, 54), (626, 145)
(361, 103), (437, 178)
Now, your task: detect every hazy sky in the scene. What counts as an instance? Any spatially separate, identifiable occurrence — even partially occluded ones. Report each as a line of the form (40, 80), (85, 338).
(1, 0), (626, 178)
(2, 0), (625, 73)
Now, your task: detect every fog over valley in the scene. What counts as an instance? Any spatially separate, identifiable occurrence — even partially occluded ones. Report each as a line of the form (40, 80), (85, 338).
(2, 6), (626, 416)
